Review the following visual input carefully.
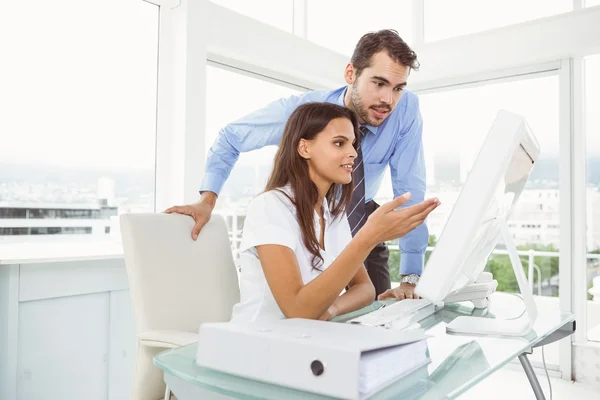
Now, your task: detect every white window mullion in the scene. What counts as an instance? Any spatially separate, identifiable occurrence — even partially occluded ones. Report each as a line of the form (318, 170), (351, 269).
(412, 0), (425, 47)
(292, 0), (307, 39)
(566, 57), (588, 345)
(558, 58), (573, 380)
(154, 0), (208, 211)
(558, 57), (587, 380)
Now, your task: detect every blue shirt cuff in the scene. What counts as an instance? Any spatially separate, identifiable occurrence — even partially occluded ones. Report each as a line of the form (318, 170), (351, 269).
(400, 251), (424, 275)
(199, 172), (227, 196)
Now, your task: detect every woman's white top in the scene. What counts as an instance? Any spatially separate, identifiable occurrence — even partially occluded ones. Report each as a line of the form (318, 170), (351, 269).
(230, 186), (352, 323)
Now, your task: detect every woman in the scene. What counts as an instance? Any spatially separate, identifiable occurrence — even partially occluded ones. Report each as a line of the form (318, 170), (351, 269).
(230, 102), (439, 323)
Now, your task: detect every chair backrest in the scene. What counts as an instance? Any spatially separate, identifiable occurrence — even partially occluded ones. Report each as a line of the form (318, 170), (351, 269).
(120, 212), (240, 334)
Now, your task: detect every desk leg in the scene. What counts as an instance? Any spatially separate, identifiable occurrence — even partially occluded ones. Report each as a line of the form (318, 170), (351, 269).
(518, 354), (546, 400)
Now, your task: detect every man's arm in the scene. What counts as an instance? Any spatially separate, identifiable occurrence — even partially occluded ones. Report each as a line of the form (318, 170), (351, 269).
(389, 93), (428, 276)
(200, 94), (308, 195)
(166, 93), (315, 238)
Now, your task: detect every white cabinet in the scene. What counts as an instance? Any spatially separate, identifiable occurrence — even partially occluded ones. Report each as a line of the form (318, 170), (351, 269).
(0, 258), (137, 400)
(17, 293), (110, 400)
(108, 290), (137, 400)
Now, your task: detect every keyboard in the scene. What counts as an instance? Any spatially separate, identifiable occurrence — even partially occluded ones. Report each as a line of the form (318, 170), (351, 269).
(349, 299), (435, 329)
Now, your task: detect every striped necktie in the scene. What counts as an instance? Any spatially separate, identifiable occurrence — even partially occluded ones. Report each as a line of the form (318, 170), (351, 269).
(348, 126), (368, 236)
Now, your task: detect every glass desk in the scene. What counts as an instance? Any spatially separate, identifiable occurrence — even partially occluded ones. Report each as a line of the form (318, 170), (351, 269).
(154, 293), (575, 399)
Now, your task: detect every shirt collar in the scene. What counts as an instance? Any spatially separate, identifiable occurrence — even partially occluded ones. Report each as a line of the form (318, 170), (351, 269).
(335, 86), (380, 136)
(320, 196), (332, 221)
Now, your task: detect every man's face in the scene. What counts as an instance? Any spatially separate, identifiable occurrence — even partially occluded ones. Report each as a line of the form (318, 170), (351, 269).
(345, 51), (409, 127)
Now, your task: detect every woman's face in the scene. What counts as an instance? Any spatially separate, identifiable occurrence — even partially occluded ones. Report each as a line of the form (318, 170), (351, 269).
(302, 117), (357, 187)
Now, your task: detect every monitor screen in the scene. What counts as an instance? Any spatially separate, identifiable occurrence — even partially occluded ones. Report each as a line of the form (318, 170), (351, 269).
(416, 110), (540, 303)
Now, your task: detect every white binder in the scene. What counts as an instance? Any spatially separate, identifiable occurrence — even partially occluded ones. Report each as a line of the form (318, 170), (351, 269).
(196, 318), (428, 399)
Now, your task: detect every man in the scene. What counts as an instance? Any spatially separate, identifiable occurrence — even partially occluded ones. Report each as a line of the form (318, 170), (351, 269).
(167, 29), (429, 300)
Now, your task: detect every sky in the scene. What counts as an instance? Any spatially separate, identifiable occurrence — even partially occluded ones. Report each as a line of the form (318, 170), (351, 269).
(420, 75), (561, 186)
(0, 0), (159, 170)
(1, 0), (598, 173)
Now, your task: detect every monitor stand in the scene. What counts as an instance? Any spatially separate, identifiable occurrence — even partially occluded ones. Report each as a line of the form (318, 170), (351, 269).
(443, 271), (498, 309)
(446, 219), (538, 337)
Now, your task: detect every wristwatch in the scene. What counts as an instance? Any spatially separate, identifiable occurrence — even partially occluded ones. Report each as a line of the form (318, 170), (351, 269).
(401, 274), (420, 285)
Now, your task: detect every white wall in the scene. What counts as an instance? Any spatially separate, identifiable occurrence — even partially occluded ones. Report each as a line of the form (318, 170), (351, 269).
(204, 4), (600, 93)
(410, 6), (600, 89)
(206, 1), (346, 91)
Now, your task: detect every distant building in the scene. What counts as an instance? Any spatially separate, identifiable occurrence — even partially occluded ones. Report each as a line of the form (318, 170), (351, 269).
(425, 188), (600, 250)
(0, 201), (117, 237)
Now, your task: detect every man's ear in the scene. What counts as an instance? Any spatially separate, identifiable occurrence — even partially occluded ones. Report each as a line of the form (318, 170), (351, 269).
(298, 139), (311, 159)
(344, 63), (355, 85)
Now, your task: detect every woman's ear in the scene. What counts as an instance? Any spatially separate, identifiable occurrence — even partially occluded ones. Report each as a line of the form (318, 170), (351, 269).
(298, 139), (310, 160)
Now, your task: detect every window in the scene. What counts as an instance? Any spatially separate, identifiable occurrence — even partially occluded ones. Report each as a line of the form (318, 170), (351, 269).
(205, 65), (305, 256)
(27, 209), (101, 219)
(585, 54), (600, 342)
(0, 0), (158, 242)
(0, 208), (27, 219)
(31, 227), (62, 235)
(424, 0), (571, 42)
(306, 0), (412, 56)
(0, 228), (28, 236)
(416, 75), (560, 292)
(377, 74), (560, 365)
(586, 0), (600, 6)
(411, 74), (561, 365)
(211, 0), (293, 32)
(381, 74), (561, 350)
(63, 227), (93, 235)
(376, 76), (560, 288)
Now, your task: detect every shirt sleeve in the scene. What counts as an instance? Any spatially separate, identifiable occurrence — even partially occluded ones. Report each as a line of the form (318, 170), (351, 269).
(239, 191), (298, 253)
(200, 92), (320, 195)
(389, 92), (429, 275)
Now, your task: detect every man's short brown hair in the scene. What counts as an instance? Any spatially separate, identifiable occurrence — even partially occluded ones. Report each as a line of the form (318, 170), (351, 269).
(351, 29), (419, 77)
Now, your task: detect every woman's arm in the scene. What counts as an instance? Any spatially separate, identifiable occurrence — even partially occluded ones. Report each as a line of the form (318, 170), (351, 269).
(257, 231), (376, 320)
(318, 267), (375, 320)
(258, 193), (439, 320)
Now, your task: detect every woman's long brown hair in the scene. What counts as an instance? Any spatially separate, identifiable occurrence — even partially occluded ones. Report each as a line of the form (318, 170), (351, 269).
(265, 102), (360, 270)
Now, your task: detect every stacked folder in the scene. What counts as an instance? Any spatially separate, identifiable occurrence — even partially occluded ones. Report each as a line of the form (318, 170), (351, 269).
(196, 318), (430, 399)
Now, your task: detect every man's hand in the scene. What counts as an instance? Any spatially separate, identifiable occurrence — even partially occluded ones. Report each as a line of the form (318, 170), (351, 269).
(164, 192), (217, 240)
(377, 283), (421, 301)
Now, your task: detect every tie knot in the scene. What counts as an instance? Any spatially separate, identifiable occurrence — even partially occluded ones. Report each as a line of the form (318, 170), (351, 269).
(358, 126), (369, 142)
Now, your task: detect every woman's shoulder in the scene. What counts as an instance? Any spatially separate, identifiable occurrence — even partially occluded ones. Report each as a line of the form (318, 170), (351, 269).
(248, 187), (297, 216)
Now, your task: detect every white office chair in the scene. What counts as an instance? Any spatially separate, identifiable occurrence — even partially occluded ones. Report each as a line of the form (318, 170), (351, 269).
(120, 212), (240, 400)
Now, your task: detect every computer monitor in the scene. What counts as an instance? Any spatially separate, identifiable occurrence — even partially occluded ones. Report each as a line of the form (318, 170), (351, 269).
(415, 110), (540, 336)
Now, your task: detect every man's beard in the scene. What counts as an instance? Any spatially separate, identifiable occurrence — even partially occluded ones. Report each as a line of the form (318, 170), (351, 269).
(350, 82), (386, 127)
